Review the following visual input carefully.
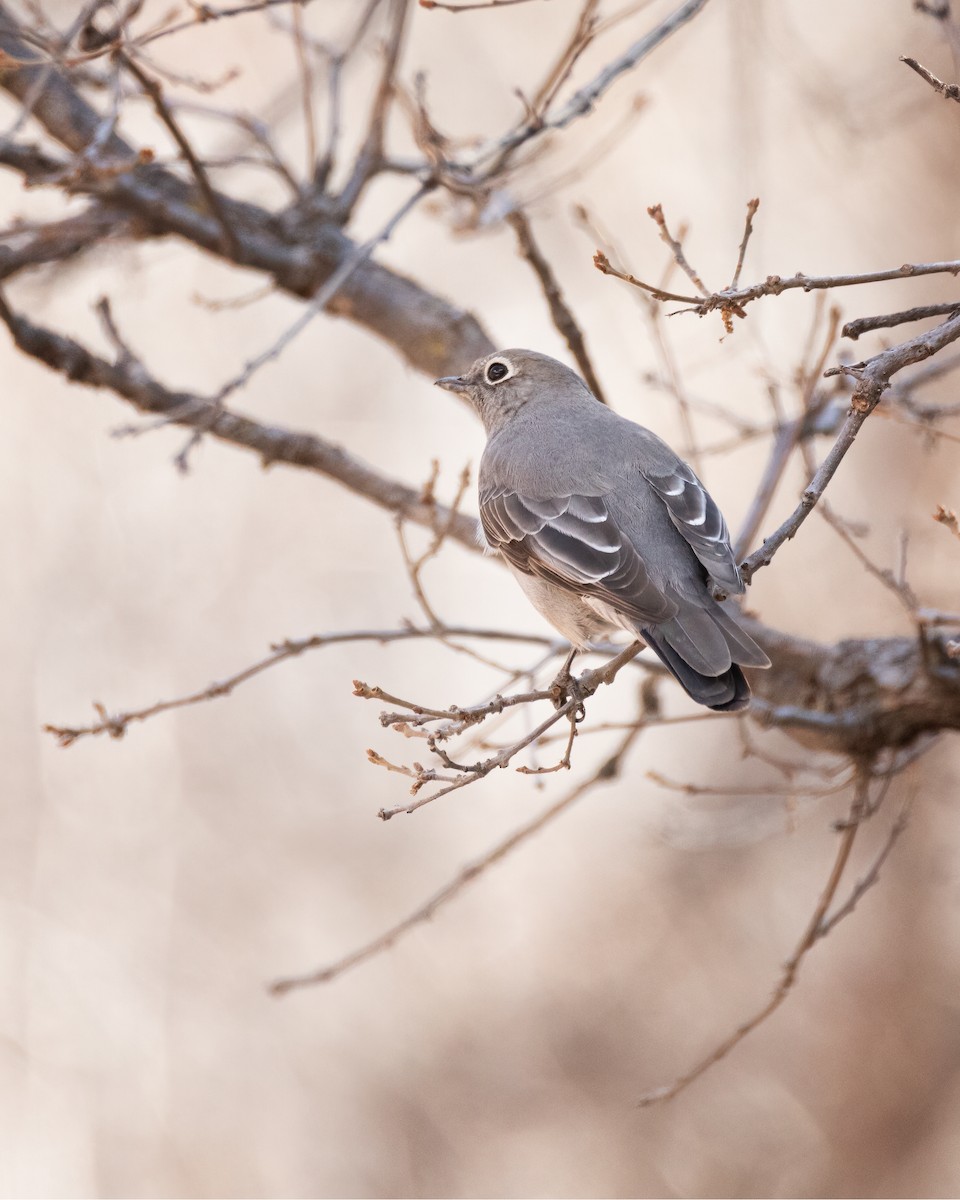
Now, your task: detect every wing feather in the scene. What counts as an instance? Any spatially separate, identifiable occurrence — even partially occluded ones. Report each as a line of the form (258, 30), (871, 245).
(480, 487), (676, 624)
(644, 462), (743, 595)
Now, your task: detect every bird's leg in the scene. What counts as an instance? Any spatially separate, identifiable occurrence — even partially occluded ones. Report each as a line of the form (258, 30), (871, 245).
(548, 647), (586, 718)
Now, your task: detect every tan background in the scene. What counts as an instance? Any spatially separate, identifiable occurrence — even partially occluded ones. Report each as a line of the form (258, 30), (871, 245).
(2, 0), (960, 1195)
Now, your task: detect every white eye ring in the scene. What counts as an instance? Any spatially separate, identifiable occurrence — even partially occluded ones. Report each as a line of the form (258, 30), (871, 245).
(485, 359), (512, 384)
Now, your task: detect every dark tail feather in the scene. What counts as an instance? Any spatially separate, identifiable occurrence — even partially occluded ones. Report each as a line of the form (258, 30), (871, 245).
(642, 627), (751, 712)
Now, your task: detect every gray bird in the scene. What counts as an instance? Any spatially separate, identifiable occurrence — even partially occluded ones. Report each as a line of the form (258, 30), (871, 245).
(435, 349), (770, 711)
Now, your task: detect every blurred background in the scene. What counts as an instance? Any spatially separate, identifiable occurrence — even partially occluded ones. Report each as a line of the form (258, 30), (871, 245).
(2, 0), (960, 1194)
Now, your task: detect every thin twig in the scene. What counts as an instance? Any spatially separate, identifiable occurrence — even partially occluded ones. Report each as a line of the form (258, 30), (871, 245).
(529, 0), (601, 116)
(647, 202), (708, 296)
(817, 797), (912, 936)
(372, 641), (645, 819)
(395, 463), (513, 671)
(516, 710), (578, 773)
(578, 204), (702, 468)
(457, 0), (711, 181)
(734, 308), (840, 559)
(741, 309), (960, 581)
(733, 411), (802, 562)
(638, 769), (874, 1107)
(646, 766), (855, 800)
(419, 0), (544, 10)
(115, 49), (240, 255)
(42, 624), (558, 746)
(199, 178), (433, 426)
(596, 252), (960, 318)
(729, 196), (759, 289)
(291, 0), (317, 174)
(335, 0), (407, 215)
(900, 54), (960, 102)
(506, 209), (607, 404)
(818, 502), (919, 618)
(593, 250), (699, 304)
(0, 286), (485, 549)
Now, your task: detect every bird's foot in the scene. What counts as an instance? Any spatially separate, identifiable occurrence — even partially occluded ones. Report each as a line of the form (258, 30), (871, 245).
(548, 658), (587, 721)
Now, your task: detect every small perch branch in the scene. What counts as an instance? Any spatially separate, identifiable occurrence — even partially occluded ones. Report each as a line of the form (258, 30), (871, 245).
(900, 55), (960, 102)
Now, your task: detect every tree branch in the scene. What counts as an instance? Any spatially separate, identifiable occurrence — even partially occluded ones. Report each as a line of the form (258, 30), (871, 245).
(0, 290), (482, 547)
(0, 203), (133, 281)
(638, 769), (875, 1107)
(506, 208), (607, 404)
(741, 310), (960, 580)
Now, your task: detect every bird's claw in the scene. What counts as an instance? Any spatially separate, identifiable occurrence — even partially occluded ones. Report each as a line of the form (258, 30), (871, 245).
(549, 665), (587, 720)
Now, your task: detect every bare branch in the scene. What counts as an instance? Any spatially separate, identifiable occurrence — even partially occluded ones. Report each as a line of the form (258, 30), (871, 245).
(0, 205), (133, 281)
(579, 205), (702, 467)
(817, 797), (912, 936)
(42, 623), (557, 746)
(900, 54), (960, 102)
(529, 0), (601, 117)
(290, 1), (317, 174)
(843, 301), (960, 340)
(646, 202), (708, 297)
(372, 643), (648, 820)
(729, 196), (759, 290)
(741, 309), (960, 581)
(0, 290), (483, 549)
(0, 7), (495, 379)
(419, 0), (544, 11)
(593, 249), (699, 304)
(734, 306), (841, 558)
(335, 0), (408, 216)
(0, 137), (494, 377)
(369, 641), (645, 819)
(115, 48), (240, 254)
(506, 209), (607, 404)
(818, 503), (919, 618)
(455, 0), (711, 181)
(207, 179), (433, 408)
(638, 768), (879, 1107)
(596, 241), (960, 321)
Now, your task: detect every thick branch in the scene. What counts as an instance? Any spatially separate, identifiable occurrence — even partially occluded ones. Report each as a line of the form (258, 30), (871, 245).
(0, 204), (133, 281)
(0, 2), (132, 158)
(743, 617), (960, 756)
(0, 292), (480, 547)
(0, 9), (495, 378)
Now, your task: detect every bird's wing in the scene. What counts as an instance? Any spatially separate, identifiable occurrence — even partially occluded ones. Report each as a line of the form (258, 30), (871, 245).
(480, 486), (676, 624)
(643, 460), (744, 595)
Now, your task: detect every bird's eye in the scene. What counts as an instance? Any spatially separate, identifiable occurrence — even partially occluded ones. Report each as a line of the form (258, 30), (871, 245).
(486, 360), (509, 383)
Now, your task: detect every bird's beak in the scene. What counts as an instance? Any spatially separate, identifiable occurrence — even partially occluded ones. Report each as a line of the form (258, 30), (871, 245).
(434, 374), (468, 394)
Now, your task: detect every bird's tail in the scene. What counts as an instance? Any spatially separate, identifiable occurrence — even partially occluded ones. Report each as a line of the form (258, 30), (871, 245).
(641, 629), (751, 711)
(640, 604), (769, 712)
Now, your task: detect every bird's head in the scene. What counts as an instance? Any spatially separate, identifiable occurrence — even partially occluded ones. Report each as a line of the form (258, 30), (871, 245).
(434, 349), (591, 432)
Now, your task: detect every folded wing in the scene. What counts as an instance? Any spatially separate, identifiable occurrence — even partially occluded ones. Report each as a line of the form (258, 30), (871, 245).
(644, 460), (743, 596)
(480, 487), (676, 625)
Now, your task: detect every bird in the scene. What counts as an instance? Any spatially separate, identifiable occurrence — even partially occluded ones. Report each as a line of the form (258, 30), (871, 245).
(434, 348), (770, 712)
